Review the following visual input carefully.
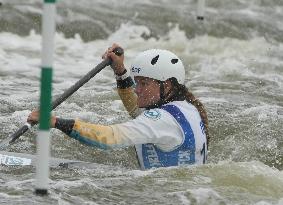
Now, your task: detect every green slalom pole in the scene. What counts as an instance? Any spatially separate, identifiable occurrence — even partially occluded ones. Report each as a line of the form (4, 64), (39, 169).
(35, 0), (56, 196)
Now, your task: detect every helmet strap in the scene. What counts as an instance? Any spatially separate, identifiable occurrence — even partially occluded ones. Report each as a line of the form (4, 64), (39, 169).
(159, 81), (165, 103)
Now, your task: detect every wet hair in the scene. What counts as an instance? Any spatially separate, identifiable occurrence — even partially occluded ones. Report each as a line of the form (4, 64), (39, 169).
(165, 78), (210, 147)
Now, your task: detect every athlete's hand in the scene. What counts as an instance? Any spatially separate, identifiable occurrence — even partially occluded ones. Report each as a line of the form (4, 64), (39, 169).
(102, 43), (125, 75)
(27, 110), (56, 128)
(27, 110), (39, 125)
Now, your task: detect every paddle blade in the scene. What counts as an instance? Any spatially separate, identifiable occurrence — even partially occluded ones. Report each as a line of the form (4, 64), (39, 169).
(0, 137), (13, 150)
(0, 124), (30, 149)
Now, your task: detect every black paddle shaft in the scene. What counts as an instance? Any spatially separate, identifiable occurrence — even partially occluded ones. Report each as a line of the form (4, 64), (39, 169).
(4, 47), (124, 146)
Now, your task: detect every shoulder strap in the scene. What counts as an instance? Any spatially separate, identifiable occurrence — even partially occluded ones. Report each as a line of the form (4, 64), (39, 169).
(161, 104), (196, 152)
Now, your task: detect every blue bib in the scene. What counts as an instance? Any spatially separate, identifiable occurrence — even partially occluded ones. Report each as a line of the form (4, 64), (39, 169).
(139, 104), (196, 169)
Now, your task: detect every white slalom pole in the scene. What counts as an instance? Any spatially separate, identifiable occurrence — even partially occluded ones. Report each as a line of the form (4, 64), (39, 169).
(35, 0), (56, 196)
(197, 0), (205, 20)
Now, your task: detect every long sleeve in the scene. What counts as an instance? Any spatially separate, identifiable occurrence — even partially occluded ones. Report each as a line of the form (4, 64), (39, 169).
(117, 87), (141, 118)
(54, 108), (183, 151)
(68, 119), (120, 149)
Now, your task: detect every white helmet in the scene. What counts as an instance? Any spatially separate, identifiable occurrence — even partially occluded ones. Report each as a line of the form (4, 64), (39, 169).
(130, 49), (185, 84)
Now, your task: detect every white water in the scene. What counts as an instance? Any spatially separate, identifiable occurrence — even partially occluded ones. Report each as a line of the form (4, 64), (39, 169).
(0, 0), (283, 204)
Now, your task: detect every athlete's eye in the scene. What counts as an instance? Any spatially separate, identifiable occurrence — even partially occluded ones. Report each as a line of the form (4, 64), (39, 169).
(140, 81), (147, 87)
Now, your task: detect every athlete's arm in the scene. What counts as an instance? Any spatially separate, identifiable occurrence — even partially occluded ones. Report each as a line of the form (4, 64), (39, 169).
(54, 109), (182, 151)
(103, 43), (142, 119)
(54, 118), (121, 149)
(116, 70), (142, 118)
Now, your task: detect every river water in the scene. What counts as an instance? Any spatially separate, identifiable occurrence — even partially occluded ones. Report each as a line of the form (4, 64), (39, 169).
(0, 0), (283, 204)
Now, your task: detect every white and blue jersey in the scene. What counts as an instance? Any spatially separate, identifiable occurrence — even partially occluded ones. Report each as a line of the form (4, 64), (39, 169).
(133, 101), (207, 169)
(55, 100), (207, 169)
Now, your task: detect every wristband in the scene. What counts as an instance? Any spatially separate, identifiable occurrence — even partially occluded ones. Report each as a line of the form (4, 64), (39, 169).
(115, 70), (130, 81)
(55, 118), (75, 135)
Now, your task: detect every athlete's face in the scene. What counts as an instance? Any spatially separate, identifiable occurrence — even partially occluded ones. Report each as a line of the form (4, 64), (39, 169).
(134, 76), (160, 108)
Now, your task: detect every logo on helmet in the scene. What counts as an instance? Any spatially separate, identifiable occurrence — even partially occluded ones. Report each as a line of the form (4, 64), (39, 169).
(131, 67), (141, 73)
